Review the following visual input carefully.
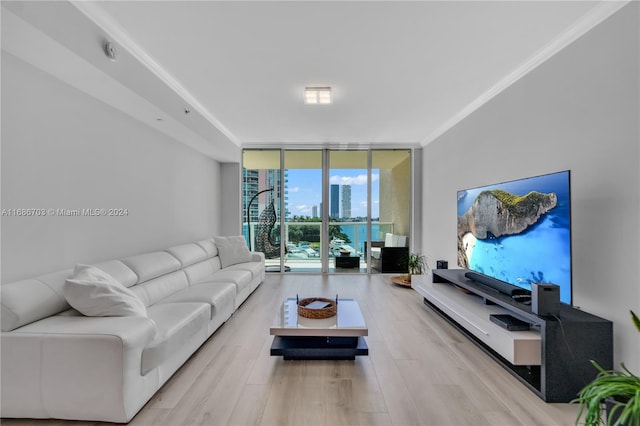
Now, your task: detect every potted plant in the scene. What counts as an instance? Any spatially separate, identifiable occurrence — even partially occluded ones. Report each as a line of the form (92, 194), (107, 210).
(573, 310), (640, 426)
(406, 253), (428, 283)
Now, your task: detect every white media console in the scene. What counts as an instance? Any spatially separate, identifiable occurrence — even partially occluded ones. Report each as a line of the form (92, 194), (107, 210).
(412, 269), (613, 402)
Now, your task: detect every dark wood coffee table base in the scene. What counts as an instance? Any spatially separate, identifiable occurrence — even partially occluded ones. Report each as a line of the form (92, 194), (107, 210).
(271, 336), (368, 360)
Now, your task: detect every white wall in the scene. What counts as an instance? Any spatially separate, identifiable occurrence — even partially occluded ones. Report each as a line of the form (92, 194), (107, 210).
(1, 53), (221, 282)
(422, 4), (639, 370)
(220, 162), (242, 235)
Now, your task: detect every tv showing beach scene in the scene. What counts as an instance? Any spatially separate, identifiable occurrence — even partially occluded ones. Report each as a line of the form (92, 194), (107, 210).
(457, 171), (572, 304)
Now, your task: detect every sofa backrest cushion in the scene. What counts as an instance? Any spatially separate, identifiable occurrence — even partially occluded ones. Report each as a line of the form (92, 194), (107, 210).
(196, 238), (218, 257)
(92, 260), (138, 288)
(132, 271), (189, 307)
(182, 257), (222, 285)
(165, 243), (208, 268)
(1, 269), (71, 332)
(120, 252), (181, 284)
(182, 261), (213, 285)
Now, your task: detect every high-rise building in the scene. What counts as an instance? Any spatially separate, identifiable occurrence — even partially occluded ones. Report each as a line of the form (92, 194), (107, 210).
(341, 185), (351, 219)
(242, 168), (287, 223)
(330, 184), (339, 218)
(242, 168), (260, 222)
(312, 205), (318, 218)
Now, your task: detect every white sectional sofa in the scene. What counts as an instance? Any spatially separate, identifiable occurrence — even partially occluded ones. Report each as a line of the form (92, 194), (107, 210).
(0, 237), (265, 423)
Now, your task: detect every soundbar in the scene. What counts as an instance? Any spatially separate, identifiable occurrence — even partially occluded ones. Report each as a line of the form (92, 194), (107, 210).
(464, 271), (530, 297)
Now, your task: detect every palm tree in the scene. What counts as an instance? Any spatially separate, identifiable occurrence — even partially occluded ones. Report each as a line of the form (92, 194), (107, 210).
(329, 225), (350, 243)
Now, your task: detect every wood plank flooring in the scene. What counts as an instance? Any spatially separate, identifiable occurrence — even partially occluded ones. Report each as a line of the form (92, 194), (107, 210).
(1, 274), (580, 426)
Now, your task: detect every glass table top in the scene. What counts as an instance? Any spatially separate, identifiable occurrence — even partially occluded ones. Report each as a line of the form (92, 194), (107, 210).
(270, 298), (368, 337)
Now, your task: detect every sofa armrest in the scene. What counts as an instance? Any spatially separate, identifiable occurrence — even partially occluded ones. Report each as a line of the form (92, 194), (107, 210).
(8, 314), (158, 344)
(1, 315), (157, 422)
(250, 251), (265, 263)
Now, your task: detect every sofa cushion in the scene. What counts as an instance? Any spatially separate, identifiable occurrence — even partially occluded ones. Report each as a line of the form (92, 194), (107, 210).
(202, 269), (253, 295)
(141, 303), (210, 375)
(64, 265), (147, 317)
(158, 283), (236, 319)
(120, 252), (181, 284)
(214, 236), (252, 268)
(165, 243), (208, 268)
(182, 260), (215, 285)
(223, 261), (265, 281)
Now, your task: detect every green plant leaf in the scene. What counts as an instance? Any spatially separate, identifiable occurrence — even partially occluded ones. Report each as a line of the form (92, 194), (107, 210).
(631, 310), (640, 333)
(574, 359), (640, 426)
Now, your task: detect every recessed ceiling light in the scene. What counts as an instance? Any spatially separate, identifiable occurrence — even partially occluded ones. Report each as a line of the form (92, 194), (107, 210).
(304, 87), (332, 105)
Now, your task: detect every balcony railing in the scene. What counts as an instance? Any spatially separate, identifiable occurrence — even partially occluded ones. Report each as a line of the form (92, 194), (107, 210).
(243, 221), (394, 271)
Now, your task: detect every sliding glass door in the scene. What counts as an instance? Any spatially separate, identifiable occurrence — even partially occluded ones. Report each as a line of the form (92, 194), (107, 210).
(328, 151), (368, 273)
(283, 150), (323, 272)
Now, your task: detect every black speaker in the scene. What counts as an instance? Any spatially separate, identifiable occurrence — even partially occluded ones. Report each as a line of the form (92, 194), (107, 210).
(436, 260), (448, 269)
(532, 283), (560, 316)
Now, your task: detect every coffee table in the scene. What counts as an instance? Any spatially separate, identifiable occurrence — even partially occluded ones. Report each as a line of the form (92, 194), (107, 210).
(270, 298), (368, 360)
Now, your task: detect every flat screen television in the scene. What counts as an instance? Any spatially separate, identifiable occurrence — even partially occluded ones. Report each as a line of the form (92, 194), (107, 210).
(457, 170), (572, 305)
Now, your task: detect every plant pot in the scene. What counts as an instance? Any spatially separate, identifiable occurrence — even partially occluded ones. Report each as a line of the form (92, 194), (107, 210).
(605, 396), (629, 426)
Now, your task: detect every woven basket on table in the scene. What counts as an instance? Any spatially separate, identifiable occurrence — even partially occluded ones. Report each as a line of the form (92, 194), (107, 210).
(297, 297), (337, 319)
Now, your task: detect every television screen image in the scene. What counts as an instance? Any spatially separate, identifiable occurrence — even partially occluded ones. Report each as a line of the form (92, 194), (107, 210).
(457, 171), (572, 304)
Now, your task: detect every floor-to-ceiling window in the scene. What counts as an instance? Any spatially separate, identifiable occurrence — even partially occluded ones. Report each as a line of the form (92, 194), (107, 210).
(242, 150), (285, 272)
(371, 149), (412, 274)
(284, 150), (323, 272)
(242, 148), (411, 274)
(328, 150), (369, 273)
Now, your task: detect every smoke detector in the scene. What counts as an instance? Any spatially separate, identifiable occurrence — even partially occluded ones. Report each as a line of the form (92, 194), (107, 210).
(104, 42), (118, 61)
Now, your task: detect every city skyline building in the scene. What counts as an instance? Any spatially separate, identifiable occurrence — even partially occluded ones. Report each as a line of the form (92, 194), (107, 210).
(341, 185), (351, 219)
(330, 184), (339, 218)
(242, 168), (287, 223)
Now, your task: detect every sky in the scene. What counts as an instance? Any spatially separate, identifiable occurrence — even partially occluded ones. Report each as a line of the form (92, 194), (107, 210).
(286, 168), (379, 218)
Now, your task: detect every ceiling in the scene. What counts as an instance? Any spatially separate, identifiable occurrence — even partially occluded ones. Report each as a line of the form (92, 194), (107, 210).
(2, 1), (628, 161)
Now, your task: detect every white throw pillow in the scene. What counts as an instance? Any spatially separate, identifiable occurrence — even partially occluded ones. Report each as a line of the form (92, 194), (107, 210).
(384, 233), (407, 247)
(384, 233), (395, 246)
(215, 236), (252, 268)
(64, 264), (147, 317)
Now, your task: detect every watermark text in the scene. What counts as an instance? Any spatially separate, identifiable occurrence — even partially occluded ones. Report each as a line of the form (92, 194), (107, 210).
(2, 208), (129, 217)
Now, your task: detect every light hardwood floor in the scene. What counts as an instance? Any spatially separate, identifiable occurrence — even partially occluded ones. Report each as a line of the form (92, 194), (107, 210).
(2, 274), (580, 426)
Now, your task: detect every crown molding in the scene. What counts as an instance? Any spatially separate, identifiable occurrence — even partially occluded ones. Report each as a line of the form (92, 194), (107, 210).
(70, 0), (240, 147)
(1, 7), (240, 162)
(421, 0), (631, 147)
